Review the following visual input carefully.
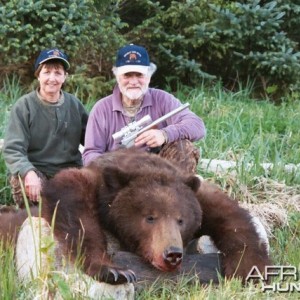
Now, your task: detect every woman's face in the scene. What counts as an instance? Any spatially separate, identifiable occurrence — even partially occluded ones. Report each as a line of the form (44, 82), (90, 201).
(38, 63), (67, 101)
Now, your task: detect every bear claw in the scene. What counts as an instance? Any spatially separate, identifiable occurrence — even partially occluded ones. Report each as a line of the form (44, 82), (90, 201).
(120, 269), (137, 283)
(108, 267), (137, 283)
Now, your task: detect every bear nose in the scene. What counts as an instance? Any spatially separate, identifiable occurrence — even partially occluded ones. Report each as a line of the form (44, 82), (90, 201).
(163, 246), (183, 267)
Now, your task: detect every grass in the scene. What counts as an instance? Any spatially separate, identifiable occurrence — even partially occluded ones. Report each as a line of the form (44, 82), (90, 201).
(0, 77), (299, 298)
(0, 240), (18, 299)
(0, 75), (26, 205)
(184, 84), (300, 185)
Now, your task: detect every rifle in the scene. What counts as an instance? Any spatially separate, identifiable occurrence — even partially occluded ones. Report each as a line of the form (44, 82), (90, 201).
(112, 103), (190, 148)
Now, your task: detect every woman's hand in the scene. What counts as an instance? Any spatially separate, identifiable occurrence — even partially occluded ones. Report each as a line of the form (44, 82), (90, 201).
(24, 170), (42, 202)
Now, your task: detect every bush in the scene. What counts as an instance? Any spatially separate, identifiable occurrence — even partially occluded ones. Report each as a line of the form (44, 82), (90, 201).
(208, 0), (300, 99)
(119, 0), (300, 100)
(0, 0), (125, 97)
(0, 1), (95, 70)
(1, 0), (300, 101)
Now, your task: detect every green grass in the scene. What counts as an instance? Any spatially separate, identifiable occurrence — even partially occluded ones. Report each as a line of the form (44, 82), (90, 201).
(0, 78), (299, 299)
(0, 75), (26, 205)
(181, 84), (300, 185)
(0, 240), (18, 299)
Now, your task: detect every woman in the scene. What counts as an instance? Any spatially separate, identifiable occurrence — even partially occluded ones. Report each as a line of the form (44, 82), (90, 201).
(3, 48), (88, 206)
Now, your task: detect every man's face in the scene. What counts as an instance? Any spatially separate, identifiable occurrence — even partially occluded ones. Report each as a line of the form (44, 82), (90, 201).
(117, 72), (151, 101)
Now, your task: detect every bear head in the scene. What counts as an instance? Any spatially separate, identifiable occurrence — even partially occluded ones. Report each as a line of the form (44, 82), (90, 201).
(93, 151), (203, 272)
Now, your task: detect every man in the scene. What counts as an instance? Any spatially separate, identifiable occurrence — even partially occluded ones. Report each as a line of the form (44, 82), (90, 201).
(83, 44), (206, 173)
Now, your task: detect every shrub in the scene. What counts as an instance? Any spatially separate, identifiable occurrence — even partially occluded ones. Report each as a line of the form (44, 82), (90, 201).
(0, 1), (95, 70)
(119, 0), (300, 100)
(0, 0), (125, 97)
(1, 0), (300, 100)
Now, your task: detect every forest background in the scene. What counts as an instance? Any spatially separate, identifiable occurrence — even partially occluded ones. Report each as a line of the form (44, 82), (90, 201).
(0, 0), (300, 103)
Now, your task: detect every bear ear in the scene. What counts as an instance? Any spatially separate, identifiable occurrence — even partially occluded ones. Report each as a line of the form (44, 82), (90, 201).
(102, 166), (132, 190)
(184, 175), (201, 192)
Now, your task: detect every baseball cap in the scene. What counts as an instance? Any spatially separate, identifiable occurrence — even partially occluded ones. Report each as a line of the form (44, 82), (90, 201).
(34, 48), (70, 71)
(114, 44), (150, 75)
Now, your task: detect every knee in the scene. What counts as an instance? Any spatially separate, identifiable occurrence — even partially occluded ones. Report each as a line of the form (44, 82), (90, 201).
(159, 139), (200, 174)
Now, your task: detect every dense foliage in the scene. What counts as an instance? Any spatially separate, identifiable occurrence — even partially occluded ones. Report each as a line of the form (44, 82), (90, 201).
(0, 0), (300, 101)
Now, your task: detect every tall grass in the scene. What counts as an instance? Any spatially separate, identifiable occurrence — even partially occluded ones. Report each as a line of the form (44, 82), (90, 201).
(0, 75), (26, 204)
(179, 84), (300, 185)
(0, 240), (18, 299)
(0, 75), (25, 136)
(0, 78), (299, 298)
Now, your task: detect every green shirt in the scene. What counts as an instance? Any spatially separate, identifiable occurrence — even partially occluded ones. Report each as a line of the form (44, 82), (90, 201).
(3, 90), (88, 177)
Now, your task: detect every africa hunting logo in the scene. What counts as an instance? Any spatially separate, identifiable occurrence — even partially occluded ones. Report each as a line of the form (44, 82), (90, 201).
(246, 265), (300, 292)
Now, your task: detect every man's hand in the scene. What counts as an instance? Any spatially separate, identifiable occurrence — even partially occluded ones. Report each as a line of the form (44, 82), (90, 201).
(134, 129), (167, 148)
(24, 170), (42, 202)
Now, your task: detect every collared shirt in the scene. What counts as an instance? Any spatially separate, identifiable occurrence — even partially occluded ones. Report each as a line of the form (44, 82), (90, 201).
(36, 89), (64, 105)
(83, 85), (206, 166)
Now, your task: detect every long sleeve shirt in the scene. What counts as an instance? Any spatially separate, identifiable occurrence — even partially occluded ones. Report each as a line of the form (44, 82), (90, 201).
(3, 90), (88, 177)
(83, 85), (206, 165)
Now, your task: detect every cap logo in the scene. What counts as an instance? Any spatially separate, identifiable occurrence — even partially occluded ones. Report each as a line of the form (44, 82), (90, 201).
(129, 53), (137, 60)
(34, 48), (70, 71)
(124, 51), (142, 63)
(52, 50), (60, 57)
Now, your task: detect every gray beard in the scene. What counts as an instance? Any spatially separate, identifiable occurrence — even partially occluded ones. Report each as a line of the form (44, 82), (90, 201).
(120, 85), (149, 101)
(124, 90), (145, 101)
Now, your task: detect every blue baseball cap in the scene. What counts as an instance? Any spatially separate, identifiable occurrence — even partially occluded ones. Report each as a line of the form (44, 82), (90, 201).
(115, 44), (150, 75)
(34, 48), (70, 71)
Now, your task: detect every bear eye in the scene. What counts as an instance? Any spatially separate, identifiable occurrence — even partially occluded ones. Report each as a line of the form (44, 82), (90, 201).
(177, 219), (183, 226)
(146, 216), (155, 223)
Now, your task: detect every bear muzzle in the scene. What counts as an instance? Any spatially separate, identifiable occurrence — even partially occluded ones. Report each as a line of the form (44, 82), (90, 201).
(163, 246), (183, 270)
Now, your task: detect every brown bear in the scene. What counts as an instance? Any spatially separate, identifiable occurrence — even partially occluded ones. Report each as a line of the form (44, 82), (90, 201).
(0, 148), (270, 285)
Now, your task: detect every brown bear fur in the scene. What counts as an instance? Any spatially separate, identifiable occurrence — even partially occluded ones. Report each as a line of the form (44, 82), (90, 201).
(0, 148), (270, 284)
(0, 206), (38, 245)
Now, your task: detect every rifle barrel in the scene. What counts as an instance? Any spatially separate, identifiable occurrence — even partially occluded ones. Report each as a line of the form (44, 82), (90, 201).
(139, 103), (190, 134)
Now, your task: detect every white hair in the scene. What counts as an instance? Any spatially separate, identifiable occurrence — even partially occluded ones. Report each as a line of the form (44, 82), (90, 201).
(112, 62), (157, 77)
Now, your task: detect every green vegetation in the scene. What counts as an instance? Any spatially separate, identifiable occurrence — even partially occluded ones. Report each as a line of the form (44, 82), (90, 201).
(1, 1), (299, 297)
(1, 0), (300, 100)
(0, 77), (299, 298)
